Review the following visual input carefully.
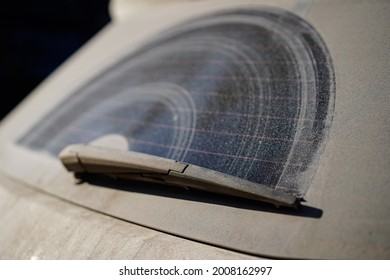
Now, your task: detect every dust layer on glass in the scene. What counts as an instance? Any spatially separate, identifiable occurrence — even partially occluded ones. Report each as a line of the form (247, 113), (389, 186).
(19, 8), (335, 198)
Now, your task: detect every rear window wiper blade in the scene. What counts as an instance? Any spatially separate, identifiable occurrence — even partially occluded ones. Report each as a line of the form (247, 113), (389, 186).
(59, 144), (299, 208)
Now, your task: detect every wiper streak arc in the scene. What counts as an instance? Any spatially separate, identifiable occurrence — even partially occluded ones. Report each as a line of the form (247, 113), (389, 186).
(59, 144), (299, 208)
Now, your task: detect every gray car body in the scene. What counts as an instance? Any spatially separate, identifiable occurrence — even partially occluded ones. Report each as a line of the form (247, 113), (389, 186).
(0, 0), (389, 259)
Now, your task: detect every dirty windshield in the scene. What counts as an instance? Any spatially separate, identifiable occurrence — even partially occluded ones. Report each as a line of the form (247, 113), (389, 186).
(19, 8), (335, 198)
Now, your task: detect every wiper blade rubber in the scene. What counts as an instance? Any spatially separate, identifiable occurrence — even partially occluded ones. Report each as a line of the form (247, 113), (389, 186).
(59, 144), (299, 208)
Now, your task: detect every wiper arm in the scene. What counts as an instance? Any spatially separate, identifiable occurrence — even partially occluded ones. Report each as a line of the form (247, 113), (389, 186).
(59, 144), (299, 208)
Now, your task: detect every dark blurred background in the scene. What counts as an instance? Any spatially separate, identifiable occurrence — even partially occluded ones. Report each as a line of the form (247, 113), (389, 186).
(0, 0), (110, 120)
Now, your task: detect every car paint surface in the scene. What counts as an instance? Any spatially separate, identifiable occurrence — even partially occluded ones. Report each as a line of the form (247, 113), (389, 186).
(0, 0), (389, 259)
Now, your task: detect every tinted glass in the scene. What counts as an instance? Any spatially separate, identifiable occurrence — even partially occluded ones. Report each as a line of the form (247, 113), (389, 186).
(19, 8), (335, 197)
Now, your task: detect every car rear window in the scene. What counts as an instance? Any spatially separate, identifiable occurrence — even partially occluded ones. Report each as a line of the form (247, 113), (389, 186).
(18, 8), (335, 198)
